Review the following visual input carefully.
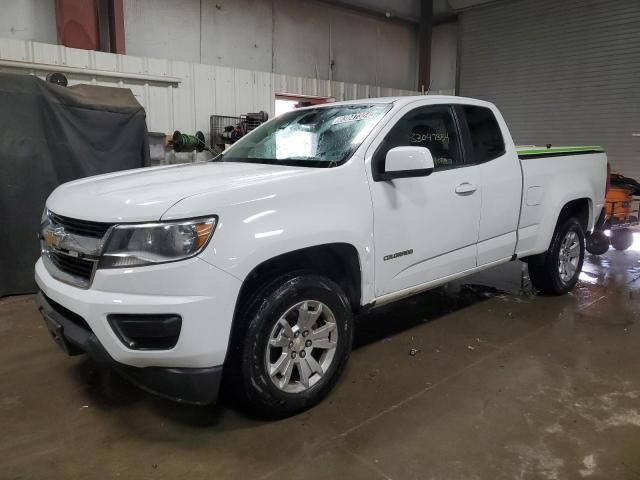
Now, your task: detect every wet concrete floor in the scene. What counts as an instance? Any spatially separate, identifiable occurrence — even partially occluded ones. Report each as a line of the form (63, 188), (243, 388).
(2, 242), (640, 479)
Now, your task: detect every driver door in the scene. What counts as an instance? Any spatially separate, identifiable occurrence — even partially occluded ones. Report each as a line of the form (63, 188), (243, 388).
(366, 104), (482, 298)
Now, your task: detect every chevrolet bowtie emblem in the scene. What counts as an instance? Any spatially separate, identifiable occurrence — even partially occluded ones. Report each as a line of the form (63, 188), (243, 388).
(45, 227), (67, 248)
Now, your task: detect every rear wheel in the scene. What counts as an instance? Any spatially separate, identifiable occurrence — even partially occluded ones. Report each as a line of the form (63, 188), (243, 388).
(528, 217), (585, 295)
(610, 228), (634, 251)
(586, 230), (610, 255)
(233, 274), (353, 419)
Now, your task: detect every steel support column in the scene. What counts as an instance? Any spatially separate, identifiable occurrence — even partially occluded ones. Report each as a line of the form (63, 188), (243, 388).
(418, 0), (433, 92)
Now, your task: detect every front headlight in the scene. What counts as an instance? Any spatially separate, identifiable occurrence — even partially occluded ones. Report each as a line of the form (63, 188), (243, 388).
(100, 217), (217, 268)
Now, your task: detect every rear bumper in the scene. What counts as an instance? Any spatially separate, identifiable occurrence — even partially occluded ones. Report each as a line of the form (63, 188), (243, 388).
(36, 291), (222, 405)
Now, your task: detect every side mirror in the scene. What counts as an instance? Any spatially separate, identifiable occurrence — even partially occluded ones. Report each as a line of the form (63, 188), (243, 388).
(375, 146), (435, 181)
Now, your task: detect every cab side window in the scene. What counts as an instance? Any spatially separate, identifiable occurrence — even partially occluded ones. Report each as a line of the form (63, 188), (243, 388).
(463, 106), (506, 163)
(374, 106), (464, 171)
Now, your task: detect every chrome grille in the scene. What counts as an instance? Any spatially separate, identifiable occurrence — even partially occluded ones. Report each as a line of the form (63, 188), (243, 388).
(41, 211), (111, 288)
(48, 212), (112, 238)
(48, 251), (95, 280)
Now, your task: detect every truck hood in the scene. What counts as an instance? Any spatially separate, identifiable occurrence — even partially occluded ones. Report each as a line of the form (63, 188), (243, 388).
(47, 161), (309, 222)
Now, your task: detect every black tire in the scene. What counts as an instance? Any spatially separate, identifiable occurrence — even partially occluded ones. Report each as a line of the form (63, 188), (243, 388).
(610, 228), (634, 251)
(528, 217), (585, 295)
(586, 230), (610, 255)
(232, 274), (353, 419)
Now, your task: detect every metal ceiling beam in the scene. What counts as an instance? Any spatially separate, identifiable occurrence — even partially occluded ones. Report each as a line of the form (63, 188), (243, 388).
(315, 0), (419, 24)
(447, 0), (504, 11)
(316, 0), (455, 25)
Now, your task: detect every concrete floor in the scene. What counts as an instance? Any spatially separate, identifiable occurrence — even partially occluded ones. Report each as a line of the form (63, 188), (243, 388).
(2, 242), (640, 480)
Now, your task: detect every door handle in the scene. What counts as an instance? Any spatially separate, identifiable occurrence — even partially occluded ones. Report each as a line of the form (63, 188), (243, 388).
(455, 182), (477, 195)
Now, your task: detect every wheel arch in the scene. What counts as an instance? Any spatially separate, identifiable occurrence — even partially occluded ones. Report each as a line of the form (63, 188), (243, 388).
(235, 243), (362, 311)
(522, 197), (593, 261)
(223, 243), (362, 364)
(541, 197), (592, 254)
(556, 197), (592, 234)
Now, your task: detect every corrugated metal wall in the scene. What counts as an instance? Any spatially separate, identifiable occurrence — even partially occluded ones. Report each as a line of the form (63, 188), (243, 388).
(0, 38), (448, 136)
(459, 0), (640, 178)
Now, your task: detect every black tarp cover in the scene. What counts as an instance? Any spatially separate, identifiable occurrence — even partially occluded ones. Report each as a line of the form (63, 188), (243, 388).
(0, 72), (149, 297)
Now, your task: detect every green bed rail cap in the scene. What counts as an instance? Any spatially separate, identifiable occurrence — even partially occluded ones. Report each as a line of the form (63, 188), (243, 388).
(517, 146), (605, 156)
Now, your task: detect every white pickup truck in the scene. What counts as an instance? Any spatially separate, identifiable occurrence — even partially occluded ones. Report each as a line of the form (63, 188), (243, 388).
(36, 96), (607, 418)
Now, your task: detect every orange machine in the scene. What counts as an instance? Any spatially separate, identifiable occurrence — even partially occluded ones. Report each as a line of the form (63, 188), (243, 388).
(605, 186), (635, 223)
(586, 170), (639, 255)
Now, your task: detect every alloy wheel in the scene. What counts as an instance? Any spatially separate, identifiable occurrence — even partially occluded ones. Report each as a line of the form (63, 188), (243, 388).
(558, 230), (581, 283)
(265, 300), (338, 393)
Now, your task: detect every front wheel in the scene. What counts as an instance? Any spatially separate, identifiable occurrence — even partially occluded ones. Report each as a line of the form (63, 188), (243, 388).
(234, 274), (353, 418)
(528, 217), (585, 295)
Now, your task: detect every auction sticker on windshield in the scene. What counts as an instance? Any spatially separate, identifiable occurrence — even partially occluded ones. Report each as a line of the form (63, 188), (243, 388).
(333, 111), (378, 124)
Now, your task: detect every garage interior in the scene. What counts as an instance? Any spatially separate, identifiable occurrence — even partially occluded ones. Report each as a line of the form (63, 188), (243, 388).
(1, 0), (639, 478)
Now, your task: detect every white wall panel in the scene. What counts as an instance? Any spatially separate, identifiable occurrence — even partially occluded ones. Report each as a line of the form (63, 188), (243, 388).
(192, 64), (216, 132)
(253, 70), (274, 116)
(0, 38), (428, 140)
(170, 61), (196, 133)
(213, 65), (238, 116)
(32, 41), (63, 65)
(0, 38), (30, 61)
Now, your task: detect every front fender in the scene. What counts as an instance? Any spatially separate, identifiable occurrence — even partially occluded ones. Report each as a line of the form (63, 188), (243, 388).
(162, 159), (376, 304)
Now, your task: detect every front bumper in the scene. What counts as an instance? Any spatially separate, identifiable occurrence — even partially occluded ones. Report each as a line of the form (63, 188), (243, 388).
(36, 292), (222, 404)
(34, 255), (242, 404)
(35, 257), (241, 368)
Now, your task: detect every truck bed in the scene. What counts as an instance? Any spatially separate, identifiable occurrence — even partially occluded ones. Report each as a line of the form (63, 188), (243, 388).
(515, 145), (607, 257)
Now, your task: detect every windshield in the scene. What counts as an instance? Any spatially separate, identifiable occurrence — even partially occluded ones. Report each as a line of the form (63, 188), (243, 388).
(218, 103), (391, 167)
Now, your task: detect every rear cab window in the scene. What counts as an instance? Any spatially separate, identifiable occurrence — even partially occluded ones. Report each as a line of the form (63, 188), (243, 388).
(461, 106), (506, 163)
